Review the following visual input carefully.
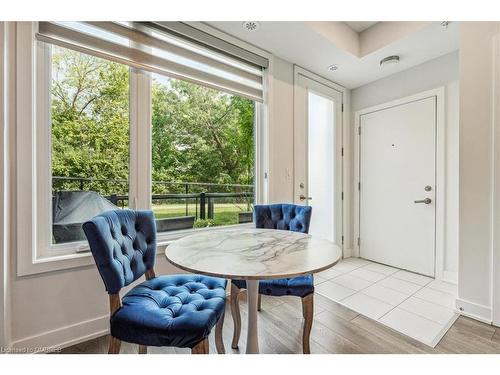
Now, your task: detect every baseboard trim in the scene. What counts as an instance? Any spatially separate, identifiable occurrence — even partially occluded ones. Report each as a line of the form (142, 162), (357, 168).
(9, 315), (109, 352)
(455, 298), (492, 324)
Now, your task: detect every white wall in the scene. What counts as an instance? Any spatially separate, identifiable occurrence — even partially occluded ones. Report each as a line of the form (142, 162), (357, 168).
(457, 22), (500, 323)
(1, 21), (14, 350)
(351, 51), (460, 282)
(268, 57), (294, 203)
(0, 21), (9, 349)
(444, 80), (459, 277)
(351, 51), (458, 110)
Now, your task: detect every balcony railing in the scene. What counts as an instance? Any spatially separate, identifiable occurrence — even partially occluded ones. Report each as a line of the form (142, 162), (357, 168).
(52, 176), (254, 222)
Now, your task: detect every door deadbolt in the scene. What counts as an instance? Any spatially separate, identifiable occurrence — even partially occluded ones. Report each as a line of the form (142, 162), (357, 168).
(299, 182), (305, 189)
(424, 185), (432, 192)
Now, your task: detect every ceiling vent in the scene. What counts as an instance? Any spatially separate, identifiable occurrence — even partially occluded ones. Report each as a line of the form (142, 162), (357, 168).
(242, 21), (260, 32)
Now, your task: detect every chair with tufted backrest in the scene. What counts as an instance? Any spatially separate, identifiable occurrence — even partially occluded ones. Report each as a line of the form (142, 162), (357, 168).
(253, 204), (312, 233)
(230, 203), (314, 354)
(83, 209), (227, 354)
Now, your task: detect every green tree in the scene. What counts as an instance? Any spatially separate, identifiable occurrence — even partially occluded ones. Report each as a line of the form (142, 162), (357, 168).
(51, 46), (255, 201)
(51, 47), (130, 195)
(151, 77), (254, 192)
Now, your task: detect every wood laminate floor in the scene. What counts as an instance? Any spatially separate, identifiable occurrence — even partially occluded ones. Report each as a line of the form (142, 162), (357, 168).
(61, 293), (500, 354)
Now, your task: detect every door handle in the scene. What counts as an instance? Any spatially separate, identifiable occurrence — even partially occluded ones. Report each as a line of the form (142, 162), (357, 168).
(299, 194), (312, 201)
(414, 198), (432, 204)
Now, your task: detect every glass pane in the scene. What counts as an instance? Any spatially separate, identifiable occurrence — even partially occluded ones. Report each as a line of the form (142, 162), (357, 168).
(151, 73), (254, 232)
(308, 91), (335, 242)
(50, 45), (130, 244)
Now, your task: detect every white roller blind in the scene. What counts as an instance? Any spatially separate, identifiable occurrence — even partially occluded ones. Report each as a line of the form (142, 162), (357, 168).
(36, 22), (266, 102)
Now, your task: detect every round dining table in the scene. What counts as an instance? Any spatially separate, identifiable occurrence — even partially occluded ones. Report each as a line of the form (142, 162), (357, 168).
(165, 227), (342, 354)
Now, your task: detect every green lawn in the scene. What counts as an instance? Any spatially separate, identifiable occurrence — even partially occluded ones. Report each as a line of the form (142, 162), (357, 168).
(152, 203), (251, 227)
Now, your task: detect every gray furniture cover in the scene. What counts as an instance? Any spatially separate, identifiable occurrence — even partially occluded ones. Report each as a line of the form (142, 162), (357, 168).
(52, 190), (118, 243)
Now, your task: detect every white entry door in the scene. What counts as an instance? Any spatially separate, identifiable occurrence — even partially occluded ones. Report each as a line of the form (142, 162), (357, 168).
(294, 71), (343, 245)
(359, 96), (436, 276)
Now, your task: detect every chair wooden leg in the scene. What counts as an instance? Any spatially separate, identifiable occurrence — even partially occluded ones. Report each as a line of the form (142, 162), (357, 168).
(301, 293), (314, 354)
(138, 345), (147, 354)
(230, 283), (241, 349)
(215, 310), (225, 354)
(257, 293), (262, 311)
(192, 338), (209, 354)
(108, 336), (121, 354)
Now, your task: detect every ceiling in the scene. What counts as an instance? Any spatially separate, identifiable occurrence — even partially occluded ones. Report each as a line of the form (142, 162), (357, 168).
(344, 21), (378, 32)
(206, 21), (459, 89)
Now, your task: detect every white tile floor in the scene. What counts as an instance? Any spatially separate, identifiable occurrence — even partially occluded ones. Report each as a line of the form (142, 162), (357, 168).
(315, 257), (459, 347)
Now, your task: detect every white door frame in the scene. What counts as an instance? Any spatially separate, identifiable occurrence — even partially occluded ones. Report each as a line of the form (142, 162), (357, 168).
(353, 87), (446, 279)
(492, 34), (500, 327)
(293, 65), (347, 254)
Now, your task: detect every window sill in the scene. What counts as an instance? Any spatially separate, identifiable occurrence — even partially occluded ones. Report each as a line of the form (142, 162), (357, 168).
(18, 223), (255, 277)
(17, 250), (95, 277)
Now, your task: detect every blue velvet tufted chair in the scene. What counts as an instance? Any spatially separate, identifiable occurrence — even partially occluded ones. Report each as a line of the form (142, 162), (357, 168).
(83, 209), (227, 354)
(230, 203), (314, 354)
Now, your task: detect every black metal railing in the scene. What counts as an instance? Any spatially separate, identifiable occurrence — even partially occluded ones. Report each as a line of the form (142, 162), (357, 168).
(52, 176), (254, 220)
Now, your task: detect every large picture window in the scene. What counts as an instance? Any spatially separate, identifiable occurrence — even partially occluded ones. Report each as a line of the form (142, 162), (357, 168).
(16, 22), (268, 274)
(151, 74), (255, 233)
(49, 45), (131, 245)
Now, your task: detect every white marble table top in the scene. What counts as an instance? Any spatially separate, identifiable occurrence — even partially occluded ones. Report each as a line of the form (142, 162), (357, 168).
(165, 228), (342, 280)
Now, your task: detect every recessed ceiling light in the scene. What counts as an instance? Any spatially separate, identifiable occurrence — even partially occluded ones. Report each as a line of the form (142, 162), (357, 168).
(328, 64), (339, 72)
(242, 21), (260, 32)
(380, 55), (400, 67)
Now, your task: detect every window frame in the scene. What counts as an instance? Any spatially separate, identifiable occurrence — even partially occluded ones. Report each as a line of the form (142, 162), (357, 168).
(35, 37), (138, 258)
(16, 22), (269, 276)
